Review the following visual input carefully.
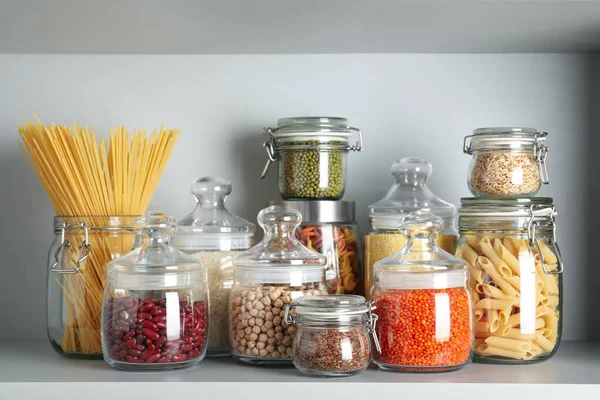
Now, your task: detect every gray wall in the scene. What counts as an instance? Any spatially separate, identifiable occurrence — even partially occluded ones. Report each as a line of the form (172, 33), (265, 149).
(0, 54), (594, 340)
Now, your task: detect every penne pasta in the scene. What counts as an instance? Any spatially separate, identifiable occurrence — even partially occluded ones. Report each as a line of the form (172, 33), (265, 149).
(545, 294), (559, 307)
(477, 256), (518, 296)
(480, 238), (513, 277)
(485, 336), (532, 352)
(495, 239), (521, 276)
(504, 328), (537, 340)
(475, 308), (484, 322)
(482, 283), (515, 300)
(488, 309), (500, 333)
(477, 343), (526, 360)
(503, 238), (519, 258)
(499, 306), (512, 325)
(544, 314), (559, 344)
(475, 298), (516, 310)
(465, 235), (480, 251)
(460, 244), (480, 267)
(474, 338), (485, 348)
(535, 335), (554, 352)
(476, 321), (490, 333)
(504, 275), (521, 291)
(536, 239), (558, 264)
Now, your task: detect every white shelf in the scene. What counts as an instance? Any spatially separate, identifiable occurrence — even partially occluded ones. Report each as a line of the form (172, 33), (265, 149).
(1, 0), (600, 54)
(0, 340), (598, 399)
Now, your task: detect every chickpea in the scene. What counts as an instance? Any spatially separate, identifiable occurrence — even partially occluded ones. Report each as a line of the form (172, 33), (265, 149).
(256, 342), (266, 349)
(249, 318), (256, 327)
(262, 297), (271, 306)
(250, 309), (258, 317)
(282, 335), (292, 346)
(245, 326), (252, 335)
(287, 326), (296, 335)
(267, 329), (275, 338)
(272, 351), (281, 358)
(274, 332), (284, 342)
(248, 341), (256, 349)
(265, 312), (274, 321)
(251, 347), (259, 356)
(278, 345), (287, 354)
(273, 316), (282, 326)
(272, 307), (281, 316)
(265, 321), (274, 329)
(252, 325), (261, 334)
(240, 338), (247, 346)
(286, 347), (293, 357)
(259, 349), (268, 356)
(259, 333), (268, 343)
(248, 292), (256, 301)
(255, 318), (264, 327)
(266, 344), (275, 353)
(274, 326), (283, 333)
(273, 299), (284, 308)
(258, 310), (266, 319)
(267, 337), (276, 345)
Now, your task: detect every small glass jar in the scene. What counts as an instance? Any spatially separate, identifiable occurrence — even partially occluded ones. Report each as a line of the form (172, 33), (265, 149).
(261, 117), (363, 200)
(271, 200), (363, 295)
(463, 127), (550, 197)
(231, 205), (329, 365)
(172, 177), (255, 356)
(364, 157), (458, 298)
(456, 197), (564, 364)
(101, 212), (209, 371)
(371, 212), (473, 372)
(284, 295), (378, 377)
(47, 215), (138, 358)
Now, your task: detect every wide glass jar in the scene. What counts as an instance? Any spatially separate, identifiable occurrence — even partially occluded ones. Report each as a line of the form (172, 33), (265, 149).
(284, 295), (378, 377)
(101, 212), (209, 370)
(172, 177), (255, 356)
(261, 117), (363, 200)
(364, 157), (458, 298)
(456, 197), (563, 364)
(271, 200), (363, 295)
(47, 215), (138, 358)
(463, 127), (550, 197)
(231, 205), (328, 364)
(371, 212), (473, 372)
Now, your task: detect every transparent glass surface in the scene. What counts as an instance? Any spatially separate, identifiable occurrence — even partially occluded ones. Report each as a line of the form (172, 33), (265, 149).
(101, 212), (208, 371)
(231, 206), (328, 364)
(47, 215), (138, 359)
(370, 212), (473, 372)
(172, 177), (255, 356)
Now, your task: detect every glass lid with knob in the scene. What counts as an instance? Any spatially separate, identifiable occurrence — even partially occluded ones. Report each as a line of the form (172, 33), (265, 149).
(369, 157), (456, 230)
(234, 205), (327, 283)
(373, 211), (467, 287)
(172, 177), (255, 251)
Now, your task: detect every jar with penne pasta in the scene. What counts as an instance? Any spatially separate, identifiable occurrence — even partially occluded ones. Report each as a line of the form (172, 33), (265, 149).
(271, 200), (363, 295)
(456, 197), (564, 364)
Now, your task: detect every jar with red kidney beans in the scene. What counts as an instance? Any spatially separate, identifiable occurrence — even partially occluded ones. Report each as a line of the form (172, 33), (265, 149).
(101, 212), (209, 371)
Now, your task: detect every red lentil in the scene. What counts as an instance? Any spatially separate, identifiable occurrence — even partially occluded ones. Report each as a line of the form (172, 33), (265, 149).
(372, 288), (472, 370)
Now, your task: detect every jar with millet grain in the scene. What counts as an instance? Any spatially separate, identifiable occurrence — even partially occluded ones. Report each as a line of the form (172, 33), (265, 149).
(370, 211), (474, 372)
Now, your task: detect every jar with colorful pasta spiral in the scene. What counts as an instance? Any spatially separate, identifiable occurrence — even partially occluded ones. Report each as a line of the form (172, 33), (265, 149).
(456, 197), (564, 364)
(271, 200), (363, 295)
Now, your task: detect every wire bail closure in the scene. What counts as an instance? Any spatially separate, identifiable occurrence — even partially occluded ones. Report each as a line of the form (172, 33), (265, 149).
(51, 222), (91, 274)
(527, 204), (563, 275)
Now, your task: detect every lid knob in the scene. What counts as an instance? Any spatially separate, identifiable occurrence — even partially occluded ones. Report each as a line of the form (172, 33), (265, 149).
(191, 177), (232, 206)
(257, 205), (302, 230)
(400, 211), (443, 236)
(391, 157), (432, 185)
(133, 211), (177, 234)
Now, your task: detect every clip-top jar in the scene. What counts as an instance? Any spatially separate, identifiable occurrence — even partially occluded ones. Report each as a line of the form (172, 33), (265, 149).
(463, 127), (549, 197)
(371, 212), (473, 372)
(231, 206), (328, 364)
(261, 117), (363, 200)
(101, 212), (209, 370)
(284, 295), (379, 377)
(172, 177), (255, 356)
(456, 197), (563, 364)
(364, 157), (458, 298)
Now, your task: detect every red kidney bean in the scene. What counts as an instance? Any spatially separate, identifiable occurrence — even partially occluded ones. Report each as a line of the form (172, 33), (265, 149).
(135, 323), (142, 330)
(115, 350), (128, 359)
(188, 348), (201, 359)
(114, 339), (123, 345)
(116, 319), (129, 327)
(142, 320), (158, 330)
(123, 330), (136, 341)
(124, 338), (136, 349)
(116, 325), (130, 332)
(140, 304), (154, 313)
(172, 354), (188, 362)
(145, 339), (153, 346)
(154, 336), (167, 347)
(160, 351), (170, 357)
(191, 341), (204, 349)
(126, 356), (144, 363)
(151, 315), (167, 323)
(169, 349), (182, 356)
(151, 307), (166, 316)
(134, 344), (145, 351)
(156, 356), (172, 363)
(124, 298), (134, 308)
(156, 321), (167, 329)
(128, 349), (142, 357)
(112, 331), (124, 339)
(164, 341), (180, 348)
(181, 344), (193, 352)
(145, 353), (162, 363)
(158, 329), (167, 336)
(138, 312), (153, 320)
(119, 311), (129, 319)
(142, 328), (160, 340)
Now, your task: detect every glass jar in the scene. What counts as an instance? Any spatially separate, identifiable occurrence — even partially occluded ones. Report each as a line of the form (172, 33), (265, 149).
(456, 197), (563, 364)
(284, 295), (378, 377)
(231, 205), (329, 364)
(364, 157), (458, 298)
(371, 212), (473, 372)
(271, 200), (363, 295)
(172, 177), (255, 356)
(47, 215), (138, 358)
(261, 117), (363, 200)
(101, 212), (209, 370)
(463, 127), (550, 197)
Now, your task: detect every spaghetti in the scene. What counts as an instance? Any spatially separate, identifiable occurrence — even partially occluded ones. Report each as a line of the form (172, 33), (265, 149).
(18, 117), (180, 355)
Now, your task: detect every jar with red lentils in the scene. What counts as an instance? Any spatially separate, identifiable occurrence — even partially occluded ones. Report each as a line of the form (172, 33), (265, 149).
(101, 212), (209, 371)
(371, 211), (474, 372)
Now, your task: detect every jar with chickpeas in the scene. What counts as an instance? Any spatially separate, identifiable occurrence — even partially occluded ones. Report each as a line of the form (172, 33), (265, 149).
(231, 205), (328, 364)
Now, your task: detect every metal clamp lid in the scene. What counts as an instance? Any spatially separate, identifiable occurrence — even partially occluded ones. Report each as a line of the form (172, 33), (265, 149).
(50, 222), (91, 274)
(527, 204), (563, 275)
(260, 124), (363, 179)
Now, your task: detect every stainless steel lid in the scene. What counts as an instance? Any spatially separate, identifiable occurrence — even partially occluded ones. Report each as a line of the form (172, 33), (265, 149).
(269, 200), (355, 224)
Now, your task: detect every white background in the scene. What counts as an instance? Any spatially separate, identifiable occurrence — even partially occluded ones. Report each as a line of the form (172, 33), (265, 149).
(0, 53), (596, 341)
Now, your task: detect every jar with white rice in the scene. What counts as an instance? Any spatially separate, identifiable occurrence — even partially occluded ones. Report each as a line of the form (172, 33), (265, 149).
(172, 177), (255, 357)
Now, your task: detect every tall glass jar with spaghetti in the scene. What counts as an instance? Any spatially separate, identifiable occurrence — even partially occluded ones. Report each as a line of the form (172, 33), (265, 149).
(172, 177), (255, 357)
(370, 212), (473, 372)
(456, 197), (564, 364)
(270, 200), (363, 295)
(47, 216), (138, 358)
(364, 157), (458, 298)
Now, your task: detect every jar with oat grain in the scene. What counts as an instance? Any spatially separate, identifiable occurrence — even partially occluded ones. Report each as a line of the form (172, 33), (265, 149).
(463, 127), (549, 197)
(172, 177), (255, 357)
(231, 205), (328, 365)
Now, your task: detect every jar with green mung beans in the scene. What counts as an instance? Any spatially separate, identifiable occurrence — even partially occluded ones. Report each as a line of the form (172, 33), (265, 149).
(261, 117), (363, 200)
